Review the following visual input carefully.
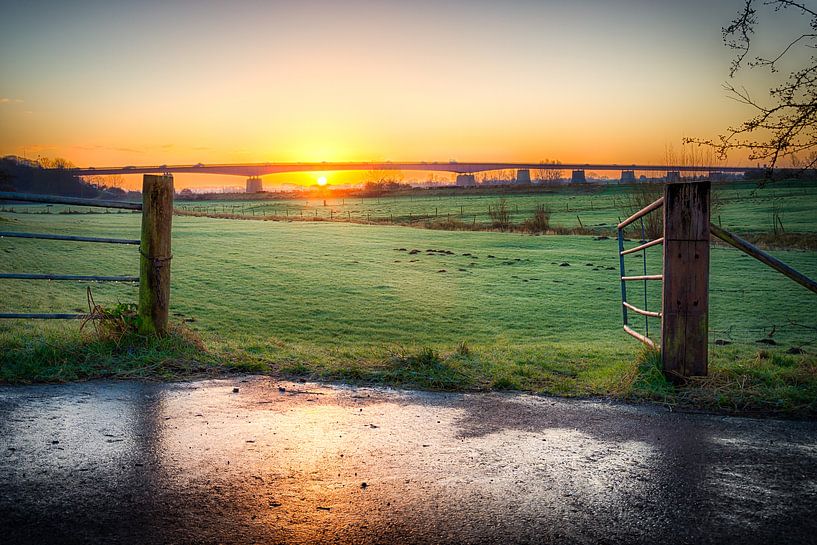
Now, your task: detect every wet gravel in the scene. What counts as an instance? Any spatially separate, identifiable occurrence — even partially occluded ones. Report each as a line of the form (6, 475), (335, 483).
(1, 376), (816, 544)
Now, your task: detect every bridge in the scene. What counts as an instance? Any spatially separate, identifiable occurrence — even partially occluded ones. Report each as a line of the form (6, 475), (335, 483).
(67, 161), (759, 189)
(70, 161), (755, 177)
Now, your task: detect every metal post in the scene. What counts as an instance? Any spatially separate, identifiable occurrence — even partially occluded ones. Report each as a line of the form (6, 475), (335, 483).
(640, 217), (649, 338)
(618, 228), (628, 326)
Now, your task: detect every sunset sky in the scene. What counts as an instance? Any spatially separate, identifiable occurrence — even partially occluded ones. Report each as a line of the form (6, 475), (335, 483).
(0, 0), (807, 188)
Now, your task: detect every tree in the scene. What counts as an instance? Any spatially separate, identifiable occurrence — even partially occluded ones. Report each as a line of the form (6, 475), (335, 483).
(364, 169), (403, 185)
(688, 1), (817, 172)
(361, 169), (404, 195)
(534, 159), (564, 183)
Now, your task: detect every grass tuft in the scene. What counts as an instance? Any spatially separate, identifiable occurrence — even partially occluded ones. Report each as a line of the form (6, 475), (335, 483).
(630, 347), (675, 401)
(0, 323), (261, 383)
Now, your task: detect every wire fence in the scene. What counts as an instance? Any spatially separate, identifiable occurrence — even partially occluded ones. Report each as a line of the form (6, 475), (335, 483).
(0, 192), (142, 320)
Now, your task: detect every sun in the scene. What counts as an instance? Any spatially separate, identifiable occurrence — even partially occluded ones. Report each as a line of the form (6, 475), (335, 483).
(317, 176), (328, 186)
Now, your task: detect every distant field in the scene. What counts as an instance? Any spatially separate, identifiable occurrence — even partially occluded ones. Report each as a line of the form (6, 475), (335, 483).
(1, 207), (816, 412)
(165, 180), (817, 234)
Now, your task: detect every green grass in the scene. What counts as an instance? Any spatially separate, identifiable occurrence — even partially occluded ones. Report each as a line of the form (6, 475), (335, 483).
(158, 179), (817, 235)
(1, 193), (816, 415)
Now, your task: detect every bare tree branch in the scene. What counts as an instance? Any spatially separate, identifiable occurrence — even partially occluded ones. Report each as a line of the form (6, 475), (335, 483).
(687, 0), (817, 174)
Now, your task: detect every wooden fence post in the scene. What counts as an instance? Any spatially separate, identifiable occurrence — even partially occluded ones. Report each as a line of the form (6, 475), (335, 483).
(138, 174), (173, 336)
(661, 181), (710, 381)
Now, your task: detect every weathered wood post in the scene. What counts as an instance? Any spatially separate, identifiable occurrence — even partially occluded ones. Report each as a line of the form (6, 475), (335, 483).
(661, 181), (710, 380)
(138, 174), (173, 336)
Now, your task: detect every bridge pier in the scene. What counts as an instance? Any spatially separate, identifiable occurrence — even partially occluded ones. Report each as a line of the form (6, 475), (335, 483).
(620, 170), (636, 183)
(455, 174), (476, 187)
(571, 170), (586, 183)
(515, 169), (531, 185)
(666, 171), (681, 183)
(246, 176), (263, 193)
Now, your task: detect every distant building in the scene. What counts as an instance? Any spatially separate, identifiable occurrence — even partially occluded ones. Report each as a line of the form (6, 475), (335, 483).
(455, 174), (476, 187)
(246, 176), (263, 193)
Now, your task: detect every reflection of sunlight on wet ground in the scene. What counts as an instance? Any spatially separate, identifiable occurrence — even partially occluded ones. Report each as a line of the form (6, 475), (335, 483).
(1, 386), (144, 477)
(2, 377), (817, 544)
(154, 380), (658, 543)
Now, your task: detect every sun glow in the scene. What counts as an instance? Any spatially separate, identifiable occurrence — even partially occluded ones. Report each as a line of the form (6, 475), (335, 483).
(317, 176), (328, 186)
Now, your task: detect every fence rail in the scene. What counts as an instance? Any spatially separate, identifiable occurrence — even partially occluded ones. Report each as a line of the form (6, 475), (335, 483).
(0, 191), (142, 210)
(710, 223), (817, 295)
(0, 273), (138, 282)
(0, 313), (95, 320)
(0, 231), (140, 245)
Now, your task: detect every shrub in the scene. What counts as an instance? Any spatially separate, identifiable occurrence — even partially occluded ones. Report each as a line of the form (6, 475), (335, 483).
(616, 183), (663, 240)
(488, 198), (511, 231)
(522, 204), (551, 233)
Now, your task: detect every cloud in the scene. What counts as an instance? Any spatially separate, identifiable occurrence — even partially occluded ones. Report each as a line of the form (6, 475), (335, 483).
(0, 98), (23, 104)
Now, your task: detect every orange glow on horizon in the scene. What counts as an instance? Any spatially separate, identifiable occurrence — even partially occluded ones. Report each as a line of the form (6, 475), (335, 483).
(1, 1), (789, 191)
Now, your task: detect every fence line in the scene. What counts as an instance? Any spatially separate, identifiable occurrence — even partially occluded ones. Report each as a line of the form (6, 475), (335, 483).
(0, 177), (173, 334)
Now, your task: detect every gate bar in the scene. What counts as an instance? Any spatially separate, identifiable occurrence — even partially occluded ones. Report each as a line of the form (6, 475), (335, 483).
(622, 274), (663, 281)
(0, 273), (138, 282)
(618, 229), (628, 325)
(623, 301), (662, 318)
(710, 223), (817, 295)
(623, 325), (656, 348)
(0, 191), (142, 210)
(617, 197), (664, 229)
(0, 231), (140, 245)
(621, 237), (664, 256)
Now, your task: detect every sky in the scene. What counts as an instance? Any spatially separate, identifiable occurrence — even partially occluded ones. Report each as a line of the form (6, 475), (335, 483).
(0, 0), (809, 189)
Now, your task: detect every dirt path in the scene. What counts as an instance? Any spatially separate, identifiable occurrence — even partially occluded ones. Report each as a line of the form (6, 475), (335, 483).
(1, 377), (816, 544)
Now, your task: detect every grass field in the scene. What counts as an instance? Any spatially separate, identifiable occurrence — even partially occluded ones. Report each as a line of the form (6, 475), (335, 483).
(2, 199), (816, 414)
(162, 180), (817, 236)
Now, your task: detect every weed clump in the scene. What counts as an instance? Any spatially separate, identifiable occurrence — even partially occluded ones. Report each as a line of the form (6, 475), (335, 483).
(455, 341), (471, 357)
(382, 346), (476, 390)
(630, 347), (674, 400)
(488, 198), (511, 231)
(521, 204), (551, 234)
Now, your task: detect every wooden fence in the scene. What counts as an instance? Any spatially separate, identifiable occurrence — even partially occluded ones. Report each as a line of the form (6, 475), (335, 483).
(0, 174), (174, 335)
(618, 180), (817, 381)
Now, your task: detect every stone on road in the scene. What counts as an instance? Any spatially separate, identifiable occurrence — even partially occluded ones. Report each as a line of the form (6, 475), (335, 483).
(1, 377), (815, 544)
